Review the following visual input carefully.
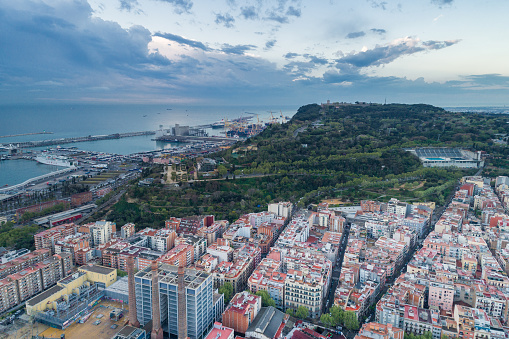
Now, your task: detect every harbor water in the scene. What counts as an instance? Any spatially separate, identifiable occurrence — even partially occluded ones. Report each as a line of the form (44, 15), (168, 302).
(0, 103), (298, 186)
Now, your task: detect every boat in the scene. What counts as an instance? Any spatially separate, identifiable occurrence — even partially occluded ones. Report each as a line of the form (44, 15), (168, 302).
(35, 154), (78, 167)
(211, 121), (225, 129)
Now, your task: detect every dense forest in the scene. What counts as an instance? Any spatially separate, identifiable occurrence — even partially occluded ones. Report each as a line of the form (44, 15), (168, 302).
(95, 103), (509, 229)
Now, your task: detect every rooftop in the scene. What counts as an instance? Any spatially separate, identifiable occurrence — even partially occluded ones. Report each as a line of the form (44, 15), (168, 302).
(79, 264), (116, 275)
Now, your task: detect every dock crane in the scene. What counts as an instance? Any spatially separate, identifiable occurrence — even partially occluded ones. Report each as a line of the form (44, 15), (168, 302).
(280, 110), (286, 124)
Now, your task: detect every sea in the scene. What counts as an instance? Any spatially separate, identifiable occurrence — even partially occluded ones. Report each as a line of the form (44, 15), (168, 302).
(0, 103), (299, 186)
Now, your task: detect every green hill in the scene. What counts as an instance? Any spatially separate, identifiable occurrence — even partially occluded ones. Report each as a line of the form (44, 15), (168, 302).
(98, 102), (509, 227)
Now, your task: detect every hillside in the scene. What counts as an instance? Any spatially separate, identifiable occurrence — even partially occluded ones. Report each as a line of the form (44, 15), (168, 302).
(97, 102), (509, 227)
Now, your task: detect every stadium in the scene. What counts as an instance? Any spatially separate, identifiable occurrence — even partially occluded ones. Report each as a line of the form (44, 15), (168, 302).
(405, 148), (484, 168)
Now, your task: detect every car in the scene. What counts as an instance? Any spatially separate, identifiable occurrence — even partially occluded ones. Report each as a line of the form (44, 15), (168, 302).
(110, 324), (118, 329)
(93, 320), (101, 325)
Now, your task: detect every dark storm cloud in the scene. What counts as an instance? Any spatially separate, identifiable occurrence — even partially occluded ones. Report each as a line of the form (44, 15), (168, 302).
(346, 31), (366, 39)
(221, 44), (257, 55)
(336, 38), (460, 68)
(240, 6), (258, 19)
(370, 28), (386, 34)
(154, 32), (211, 51)
(156, 0), (193, 14)
(215, 12), (235, 28)
(265, 40), (277, 49)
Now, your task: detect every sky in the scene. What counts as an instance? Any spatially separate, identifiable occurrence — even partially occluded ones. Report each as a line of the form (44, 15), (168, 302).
(1, 0), (508, 107)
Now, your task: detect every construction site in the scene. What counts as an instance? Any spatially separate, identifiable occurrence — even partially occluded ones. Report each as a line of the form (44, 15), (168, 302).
(0, 299), (128, 339)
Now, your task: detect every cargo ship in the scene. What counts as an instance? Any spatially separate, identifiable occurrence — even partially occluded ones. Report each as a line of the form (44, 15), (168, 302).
(35, 154), (78, 167)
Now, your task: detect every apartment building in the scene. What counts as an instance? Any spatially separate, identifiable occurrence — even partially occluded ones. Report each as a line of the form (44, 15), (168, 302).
(207, 241), (234, 263)
(355, 322), (404, 339)
(222, 291), (262, 334)
(120, 223), (135, 238)
(158, 244), (195, 267)
(0, 248), (51, 279)
(137, 228), (177, 252)
(175, 234), (207, 261)
(135, 264), (219, 339)
(268, 202), (293, 219)
(34, 223), (78, 253)
(80, 220), (116, 247)
(248, 258), (286, 309)
(0, 277), (19, 313)
(284, 268), (324, 318)
(54, 232), (90, 264)
(100, 240), (129, 269)
(197, 220), (228, 245)
(428, 280), (454, 312)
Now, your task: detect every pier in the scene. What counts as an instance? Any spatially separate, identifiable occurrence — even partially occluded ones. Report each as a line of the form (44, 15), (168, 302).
(0, 131), (155, 149)
(155, 135), (237, 143)
(0, 131), (53, 139)
(0, 167), (77, 194)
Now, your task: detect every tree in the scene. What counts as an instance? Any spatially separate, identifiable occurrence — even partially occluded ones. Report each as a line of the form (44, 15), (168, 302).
(405, 333), (432, 339)
(320, 314), (335, 327)
(330, 305), (344, 325)
(343, 311), (359, 331)
(117, 269), (128, 277)
(255, 290), (276, 307)
(217, 165), (228, 177)
(286, 309), (295, 316)
(219, 282), (234, 303)
(295, 306), (309, 319)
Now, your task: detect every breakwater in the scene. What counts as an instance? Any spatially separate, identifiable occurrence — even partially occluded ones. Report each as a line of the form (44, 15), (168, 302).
(0, 131), (155, 149)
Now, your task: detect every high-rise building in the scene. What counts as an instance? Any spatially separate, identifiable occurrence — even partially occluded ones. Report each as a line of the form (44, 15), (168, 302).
(135, 263), (218, 339)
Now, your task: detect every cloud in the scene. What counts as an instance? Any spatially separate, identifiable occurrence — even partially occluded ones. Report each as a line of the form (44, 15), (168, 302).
(119, 0), (139, 12)
(370, 28), (386, 35)
(422, 40), (460, 49)
(156, 0), (193, 14)
(215, 12), (235, 28)
(1, 0), (506, 107)
(286, 6), (301, 17)
(154, 32), (210, 51)
(346, 31), (366, 39)
(368, 1), (387, 10)
(284, 52), (300, 59)
(337, 37), (460, 68)
(305, 54), (329, 65)
(283, 54), (331, 77)
(265, 40), (277, 49)
(431, 0), (453, 6)
(221, 44), (256, 55)
(266, 12), (289, 24)
(240, 6), (258, 19)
